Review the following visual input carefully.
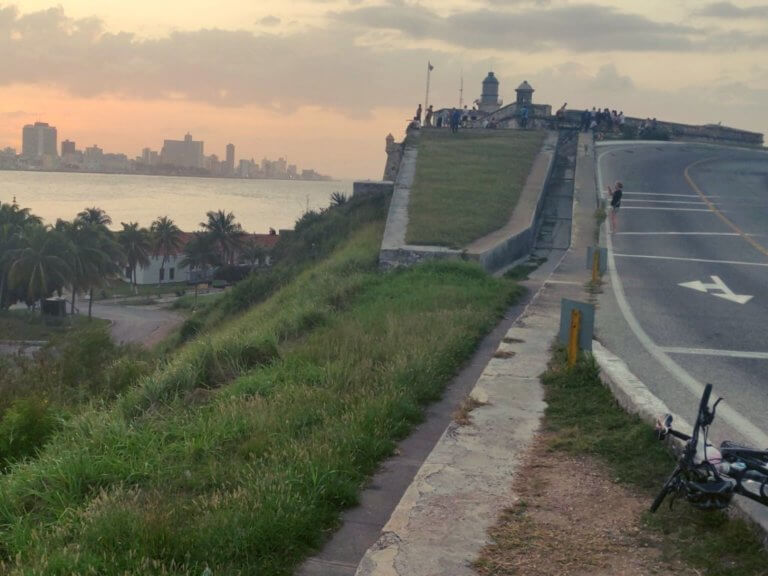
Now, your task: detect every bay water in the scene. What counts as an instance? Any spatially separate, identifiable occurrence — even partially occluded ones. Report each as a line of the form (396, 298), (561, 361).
(0, 171), (353, 233)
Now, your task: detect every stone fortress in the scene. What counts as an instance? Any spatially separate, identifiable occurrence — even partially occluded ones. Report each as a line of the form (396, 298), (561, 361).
(382, 72), (764, 181)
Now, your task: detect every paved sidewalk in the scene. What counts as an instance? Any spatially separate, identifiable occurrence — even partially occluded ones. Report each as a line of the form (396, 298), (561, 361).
(355, 132), (599, 575)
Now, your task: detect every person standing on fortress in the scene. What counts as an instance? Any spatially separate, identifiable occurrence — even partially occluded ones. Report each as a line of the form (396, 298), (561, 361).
(450, 108), (461, 133)
(425, 105), (433, 127)
(519, 105), (529, 129)
(607, 181), (623, 233)
(415, 104), (422, 124)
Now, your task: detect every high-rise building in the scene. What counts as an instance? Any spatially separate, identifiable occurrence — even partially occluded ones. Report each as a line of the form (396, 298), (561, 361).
(61, 140), (76, 156)
(160, 133), (204, 168)
(22, 122), (58, 159)
(225, 143), (235, 175)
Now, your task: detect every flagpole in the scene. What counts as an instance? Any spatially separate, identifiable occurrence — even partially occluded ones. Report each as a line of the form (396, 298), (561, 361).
(424, 61), (432, 120)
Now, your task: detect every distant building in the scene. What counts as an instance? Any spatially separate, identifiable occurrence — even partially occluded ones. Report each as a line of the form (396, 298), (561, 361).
(84, 145), (104, 170)
(125, 231), (280, 285)
(225, 143), (235, 175)
(515, 81), (534, 106)
(141, 148), (159, 166)
(22, 122), (58, 159)
(477, 72), (502, 113)
(61, 140), (76, 156)
(161, 133), (204, 168)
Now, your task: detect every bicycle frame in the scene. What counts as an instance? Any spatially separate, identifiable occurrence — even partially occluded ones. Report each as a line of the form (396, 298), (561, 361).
(652, 384), (768, 512)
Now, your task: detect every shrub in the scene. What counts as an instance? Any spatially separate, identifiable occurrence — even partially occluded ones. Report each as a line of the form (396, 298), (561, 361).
(180, 317), (204, 342)
(53, 323), (118, 390)
(103, 357), (154, 396)
(0, 396), (61, 467)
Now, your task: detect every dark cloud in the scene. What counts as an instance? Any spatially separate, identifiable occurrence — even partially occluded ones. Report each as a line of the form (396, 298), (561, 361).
(0, 5), (434, 113)
(259, 15), (281, 27)
(694, 2), (768, 19)
(334, 2), (698, 52)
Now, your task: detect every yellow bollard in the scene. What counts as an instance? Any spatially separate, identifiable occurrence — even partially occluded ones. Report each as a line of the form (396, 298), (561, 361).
(592, 249), (600, 284)
(592, 250), (600, 284)
(568, 308), (582, 367)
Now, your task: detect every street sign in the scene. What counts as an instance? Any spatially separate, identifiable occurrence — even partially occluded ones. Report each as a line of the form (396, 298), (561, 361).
(678, 275), (753, 304)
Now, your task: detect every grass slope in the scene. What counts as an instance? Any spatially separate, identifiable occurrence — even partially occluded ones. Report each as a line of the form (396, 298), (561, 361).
(0, 207), (521, 574)
(406, 129), (547, 248)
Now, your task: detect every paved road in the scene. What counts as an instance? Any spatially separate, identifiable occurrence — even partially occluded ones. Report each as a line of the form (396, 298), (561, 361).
(595, 141), (768, 448)
(89, 301), (183, 347)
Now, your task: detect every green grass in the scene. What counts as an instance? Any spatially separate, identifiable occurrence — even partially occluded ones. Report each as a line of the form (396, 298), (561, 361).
(170, 291), (226, 312)
(543, 350), (768, 574)
(0, 215), (521, 574)
(502, 256), (547, 281)
(0, 310), (108, 341)
(98, 281), (188, 300)
(406, 129), (547, 248)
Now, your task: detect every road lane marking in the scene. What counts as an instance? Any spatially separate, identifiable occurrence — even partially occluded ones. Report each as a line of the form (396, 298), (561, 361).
(662, 347), (768, 360)
(620, 208), (717, 213)
(616, 232), (743, 236)
(597, 147), (768, 448)
(624, 192), (700, 198)
(623, 200), (705, 205)
(679, 275), (753, 304)
(684, 158), (768, 259)
(613, 253), (768, 267)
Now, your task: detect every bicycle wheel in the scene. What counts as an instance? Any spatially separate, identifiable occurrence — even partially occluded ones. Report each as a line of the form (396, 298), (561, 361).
(650, 466), (681, 513)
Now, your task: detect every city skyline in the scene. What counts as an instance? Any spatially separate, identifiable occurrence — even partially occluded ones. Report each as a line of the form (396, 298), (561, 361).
(3, 120), (329, 180)
(1, 2), (767, 178)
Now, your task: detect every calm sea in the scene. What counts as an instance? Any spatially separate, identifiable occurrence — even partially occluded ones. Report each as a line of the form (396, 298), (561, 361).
(0, 171), (353, 233)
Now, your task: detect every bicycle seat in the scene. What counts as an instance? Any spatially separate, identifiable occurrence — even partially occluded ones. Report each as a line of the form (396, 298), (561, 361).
(689, 478), (734, 495)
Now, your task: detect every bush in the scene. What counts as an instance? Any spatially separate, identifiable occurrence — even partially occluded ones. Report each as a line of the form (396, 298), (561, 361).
(0, 396), (61, 467)
(53, 323), (118, 390)
(103, 357), (154, 396)
(180, 317), (204, 342)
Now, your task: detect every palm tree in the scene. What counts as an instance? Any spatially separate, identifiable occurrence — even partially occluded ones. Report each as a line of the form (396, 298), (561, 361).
(86, 228), (124, 318)
(241, 237), (268, 272)
(56, 219), (104, 315)
(200, 210), (244, 265)
(118, 222), (151, 294)
(0, 200), (42, 309)
(150, 216), (182, 286)
(8, 225), (71, 310)
(179, 233), (220, 309)
(76, 207), (112, 229)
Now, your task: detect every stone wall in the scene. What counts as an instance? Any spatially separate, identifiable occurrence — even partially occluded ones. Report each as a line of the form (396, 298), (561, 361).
(561, 109), (763, 147)
(353, 180), (394, 197)
(383, 133), (404, 181)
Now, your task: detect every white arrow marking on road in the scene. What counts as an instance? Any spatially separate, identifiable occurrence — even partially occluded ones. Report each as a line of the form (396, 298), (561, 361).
(678, 275), (753, 304)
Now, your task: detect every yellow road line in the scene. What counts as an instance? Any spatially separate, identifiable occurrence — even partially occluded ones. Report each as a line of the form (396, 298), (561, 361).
(684, 158), (768, 259)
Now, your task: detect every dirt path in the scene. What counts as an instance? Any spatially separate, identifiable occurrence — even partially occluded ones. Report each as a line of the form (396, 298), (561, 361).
(475, 434), (696, 576)
(88, 301), (183, 347)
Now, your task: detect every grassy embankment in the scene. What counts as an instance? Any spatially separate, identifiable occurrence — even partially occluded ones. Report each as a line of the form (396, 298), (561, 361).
(476, 351), (768, 574)
(0, 193), (522, 575)
(406, 129), (547, 248)
(0, 310), (109, 341)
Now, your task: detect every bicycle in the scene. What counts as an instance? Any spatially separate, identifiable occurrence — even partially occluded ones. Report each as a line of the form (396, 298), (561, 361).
(651, 383), (768, 512)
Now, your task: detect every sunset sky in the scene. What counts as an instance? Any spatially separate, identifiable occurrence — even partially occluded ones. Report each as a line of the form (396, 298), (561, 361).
(1, 1), (767, 179)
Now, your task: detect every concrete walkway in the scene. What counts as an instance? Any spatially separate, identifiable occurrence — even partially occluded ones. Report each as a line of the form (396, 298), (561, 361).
(354, 131), (599, 575)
